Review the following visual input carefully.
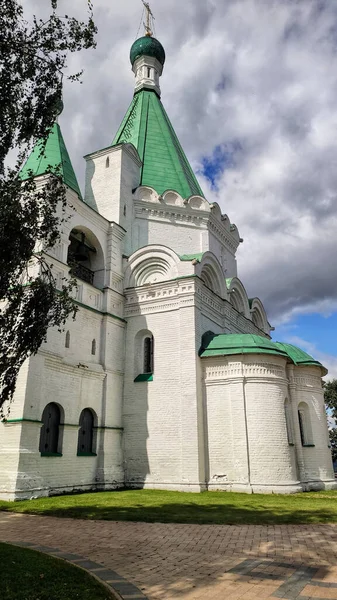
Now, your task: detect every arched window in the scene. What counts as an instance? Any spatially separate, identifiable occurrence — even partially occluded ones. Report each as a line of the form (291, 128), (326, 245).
(298, 402), (314, 446)
(77, 409), (95, 455)
(106, 156), (110, 168)
(91, 339), (96, 356)
(39, 403), (61, 455)
(284, 399), (294, 444)
(65, 330), (70, 348)
(143, 336), (154, 374)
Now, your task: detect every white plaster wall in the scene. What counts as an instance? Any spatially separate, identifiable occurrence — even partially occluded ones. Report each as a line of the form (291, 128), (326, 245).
(84, 145), (140, 229)
(203, 354), (301, 494)
(123, 296), (204, 491)
(289, 365), (335, 490)
(0, 301), (125, 500)
(133, 216), (205, 256)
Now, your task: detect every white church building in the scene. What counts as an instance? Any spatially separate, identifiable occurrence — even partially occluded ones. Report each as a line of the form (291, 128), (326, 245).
(0, 32), (335, 500)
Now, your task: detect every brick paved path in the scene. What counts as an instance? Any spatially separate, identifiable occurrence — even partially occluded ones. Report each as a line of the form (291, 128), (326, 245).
(1, 512), (337, 599)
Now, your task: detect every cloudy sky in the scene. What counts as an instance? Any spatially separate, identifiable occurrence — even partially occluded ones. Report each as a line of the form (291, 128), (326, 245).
(27, 0), (337, 376)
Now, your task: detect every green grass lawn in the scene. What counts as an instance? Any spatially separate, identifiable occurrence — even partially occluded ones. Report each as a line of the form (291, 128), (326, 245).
(1, 489), (337, 525)
(0, 542), (112, 600)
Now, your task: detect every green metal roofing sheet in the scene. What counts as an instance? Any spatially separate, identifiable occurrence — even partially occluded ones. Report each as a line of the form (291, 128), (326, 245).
(180, 253), (204, 262)
(111, 89), (204, 199)
(199, 333), (326, 372)
(275, 342), (324, 369)
(199, 333), (288, 358)
(20, 123), (82, 199)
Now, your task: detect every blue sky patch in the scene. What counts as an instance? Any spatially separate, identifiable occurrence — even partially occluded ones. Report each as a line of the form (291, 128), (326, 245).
(201, 142), (241, 189)
(275, 312), (337, 357)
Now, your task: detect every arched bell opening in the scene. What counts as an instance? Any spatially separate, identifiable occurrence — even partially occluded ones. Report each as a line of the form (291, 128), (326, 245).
(67, 227), (105, 288)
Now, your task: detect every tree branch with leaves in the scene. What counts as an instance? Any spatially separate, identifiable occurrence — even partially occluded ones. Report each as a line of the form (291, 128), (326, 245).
(0, 0), (97, 414)
(324, 379), (337, 464)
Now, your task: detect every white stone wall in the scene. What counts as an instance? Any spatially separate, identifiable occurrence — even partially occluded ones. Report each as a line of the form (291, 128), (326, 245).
(123, 277), (205, 492)
(288, 365), (335, 490)
(203, 355), (302, 493)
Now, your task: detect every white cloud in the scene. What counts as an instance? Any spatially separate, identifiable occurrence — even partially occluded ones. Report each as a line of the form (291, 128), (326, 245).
(24, 0), (337, 325)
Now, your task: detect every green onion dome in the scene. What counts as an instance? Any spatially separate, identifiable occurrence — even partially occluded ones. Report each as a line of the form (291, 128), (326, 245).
(130, 36), (166, 67)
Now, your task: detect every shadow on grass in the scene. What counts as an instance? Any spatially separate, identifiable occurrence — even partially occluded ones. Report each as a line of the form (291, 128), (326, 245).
(1, 494), (337, 599)
(1, 498), (337, 524)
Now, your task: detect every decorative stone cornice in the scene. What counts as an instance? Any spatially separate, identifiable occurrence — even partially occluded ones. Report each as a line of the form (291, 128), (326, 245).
(134, 201), (208, 228)
(204, 361), (287, 382)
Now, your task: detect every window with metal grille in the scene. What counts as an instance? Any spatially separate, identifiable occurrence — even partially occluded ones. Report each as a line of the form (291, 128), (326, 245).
(39, 403), (61, 454)
(143, 336), (154, 374)
(298, 402), (314, 446)
(77, 408), (94, 455)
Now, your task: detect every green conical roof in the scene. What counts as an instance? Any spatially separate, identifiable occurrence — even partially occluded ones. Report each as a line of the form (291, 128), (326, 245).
(112, 89), (204, 199)
(20, 123), (82, 199)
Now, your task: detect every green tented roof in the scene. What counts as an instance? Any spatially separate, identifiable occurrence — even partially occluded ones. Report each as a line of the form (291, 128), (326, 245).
(199, 333), (288, 358)
(199, 333), (326, 372)
(20, 123), (82, 199)
(275, 342), (324, 369)
(112, 89), (204, 199)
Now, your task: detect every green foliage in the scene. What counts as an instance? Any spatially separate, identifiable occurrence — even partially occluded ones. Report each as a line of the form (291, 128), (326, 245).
(0, 542), (111, 599)
(0, 1), (97, 413)
(324, 379), (337, 463)
(1, 489), (337, 525)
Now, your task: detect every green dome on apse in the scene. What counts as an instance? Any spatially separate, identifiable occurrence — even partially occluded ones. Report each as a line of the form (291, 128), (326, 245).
(130, 36), (166, 67)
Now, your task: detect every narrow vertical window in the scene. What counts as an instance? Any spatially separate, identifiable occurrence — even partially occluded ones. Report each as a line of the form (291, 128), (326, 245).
(298, 410), (306, 446)
(106, 156), (110, 168)
(91, 339), (96, 355)
(77, 409), (95, 455)
(39, 403), (61, 454)
(123, 204), (126, 217)
(284, 399), (294, 444)
(65, 330), (70, 348)
(297, 402), (314, 446)
(143, 336), (154, 374)
(147, 67), (151, 78)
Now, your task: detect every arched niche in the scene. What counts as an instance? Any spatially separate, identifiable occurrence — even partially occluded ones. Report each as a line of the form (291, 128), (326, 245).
(67, 226), (105, 289)
(134, 186), (159, 203)
(227, 277), (250, 318)
(249, 298), (269, 334)
(229, 222), (241, 243)
(124, 245), (180, 289)
(220, 213), (231, 232)
(187, 195), (209, 211)
(162, 190), (184, 206)
(210, 202), (222, 220)
(198, 252), (227, 299)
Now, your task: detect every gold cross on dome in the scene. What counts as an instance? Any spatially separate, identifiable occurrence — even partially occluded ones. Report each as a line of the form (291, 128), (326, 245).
(142, 0), (154, 37)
